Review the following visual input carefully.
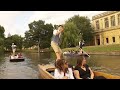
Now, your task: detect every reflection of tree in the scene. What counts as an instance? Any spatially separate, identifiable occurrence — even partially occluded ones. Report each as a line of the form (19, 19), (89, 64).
(24, 52), (52, 65)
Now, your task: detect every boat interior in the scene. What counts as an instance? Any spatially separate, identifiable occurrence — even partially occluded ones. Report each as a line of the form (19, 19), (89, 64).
(46, 68), (55, 76)
(44, 66), (120, 79)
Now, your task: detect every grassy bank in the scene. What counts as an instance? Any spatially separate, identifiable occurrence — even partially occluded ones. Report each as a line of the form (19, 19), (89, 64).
(23, 44), (120, 55)
(83, 44), (120, 52)
(62, 44), (120, 55)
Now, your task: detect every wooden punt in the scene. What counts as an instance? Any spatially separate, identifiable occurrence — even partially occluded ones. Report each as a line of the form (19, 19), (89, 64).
(63, 50), (90, 57)
(10, 56), (25, 62)
(38, 64), (120, 79)
(63, 53), (90, 57)
(10, 58), (25, 62)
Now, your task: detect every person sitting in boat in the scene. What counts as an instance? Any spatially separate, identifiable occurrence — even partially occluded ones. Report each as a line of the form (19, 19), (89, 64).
(17, 53), (23, 58)
(10, 54), (15, 59)
(74, 56), (106, 79)
(72, 50), (75, 54)
(74, 50), (77, 54)
(54, 59), (74, 79)
(68, 50), (70, 53)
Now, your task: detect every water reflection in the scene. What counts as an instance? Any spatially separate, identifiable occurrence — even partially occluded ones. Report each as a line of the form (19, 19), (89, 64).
(59, 54), (120, 76)
(0, 52), (120, 79)
(0, 53), (38, 79)
(87, 55), (120, 76)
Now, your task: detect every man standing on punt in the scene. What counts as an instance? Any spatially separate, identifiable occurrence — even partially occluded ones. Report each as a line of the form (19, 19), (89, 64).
(51, 25), (64, 61)
(11, 43), (17, 55)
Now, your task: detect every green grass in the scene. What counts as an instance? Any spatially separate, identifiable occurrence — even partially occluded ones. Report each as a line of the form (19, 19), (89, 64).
(62, 44), (120, 52)
(23, 44), (120, 53)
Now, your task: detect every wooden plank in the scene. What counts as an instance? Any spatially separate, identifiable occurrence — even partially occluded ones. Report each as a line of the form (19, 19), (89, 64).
(38, 64), (55, 79)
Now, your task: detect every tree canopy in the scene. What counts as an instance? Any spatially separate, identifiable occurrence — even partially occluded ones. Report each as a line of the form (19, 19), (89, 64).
(4, 35), (23, 51)
(61, 22), (79, 48)
(0, 25), (5, 52)
(24, 20), (53, 49)
(66, 15), (95, 46)
(0, 14), (95, 52)
(23, 15), (95, 49)
(0, 25), (5, 38)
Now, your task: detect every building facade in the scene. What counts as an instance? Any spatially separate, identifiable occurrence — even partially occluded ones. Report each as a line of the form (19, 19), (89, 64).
(92, 11), (120, 45)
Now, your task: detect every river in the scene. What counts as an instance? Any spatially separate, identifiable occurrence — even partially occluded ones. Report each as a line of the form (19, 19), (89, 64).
(0, 52), (120, 79)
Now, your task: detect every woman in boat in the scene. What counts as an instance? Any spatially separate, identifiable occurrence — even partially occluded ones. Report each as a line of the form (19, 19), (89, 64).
(17, 53), (23, 58)
(54, 59), (74, 79)
(74, 56), (106, 79)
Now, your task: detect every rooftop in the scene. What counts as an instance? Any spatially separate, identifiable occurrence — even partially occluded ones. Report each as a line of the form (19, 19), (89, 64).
(92, 11), (119, 20)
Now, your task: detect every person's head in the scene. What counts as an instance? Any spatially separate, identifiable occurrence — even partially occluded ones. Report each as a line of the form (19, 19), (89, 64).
(12, 43), (14, 45)
(76, 56), (87, 67)
(58, 25), (64, 30)
(55, 59), (68, 72)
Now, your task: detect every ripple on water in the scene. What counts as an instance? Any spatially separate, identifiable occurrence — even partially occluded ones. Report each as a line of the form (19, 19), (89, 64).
(0, 55), (39, 79)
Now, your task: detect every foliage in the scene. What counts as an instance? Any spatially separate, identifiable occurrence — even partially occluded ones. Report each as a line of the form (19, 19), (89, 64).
(4, 35), (23, 50)
(61, 22), (79, 48)
(66, 15), (95, 45)
(24, 20), (53, 49)
(0, 25), (5, 52)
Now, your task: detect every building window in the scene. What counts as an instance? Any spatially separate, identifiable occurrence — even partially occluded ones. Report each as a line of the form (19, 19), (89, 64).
(106, 38), (109, 43)
(111, 15), (115, 26)
(112, 37), (115, 42)
(96, 20), (100, 30)
(104, 18), (109, 28)
(118, 14), (120, 25)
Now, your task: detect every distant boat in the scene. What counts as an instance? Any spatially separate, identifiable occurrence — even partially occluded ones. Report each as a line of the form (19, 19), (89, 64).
(63, 50), (90, 57)
(10, 55), (25, 62)
(38, 64), (120, 79)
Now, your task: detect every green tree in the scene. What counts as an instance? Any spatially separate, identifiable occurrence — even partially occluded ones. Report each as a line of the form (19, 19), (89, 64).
(0, 25), (5, 52)
(0, 25), (5, 38)
(24, 20), (53, 50)
(61, 22), (79, 48)
(4, 37), (12, 51)
(11, 35), (23, 50)
(23, 31), (35, 48)
(4, 35), (23, 51)
(66, 15), (95, 45)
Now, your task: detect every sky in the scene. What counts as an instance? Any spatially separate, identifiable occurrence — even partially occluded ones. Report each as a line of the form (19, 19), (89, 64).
(0, 11), (106, 37)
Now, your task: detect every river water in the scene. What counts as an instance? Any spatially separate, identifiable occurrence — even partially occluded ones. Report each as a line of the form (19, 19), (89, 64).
(0, 52), (120, 79)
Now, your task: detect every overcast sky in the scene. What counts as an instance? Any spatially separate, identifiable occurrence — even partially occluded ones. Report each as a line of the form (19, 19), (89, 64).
(0, 11), (106, 37)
